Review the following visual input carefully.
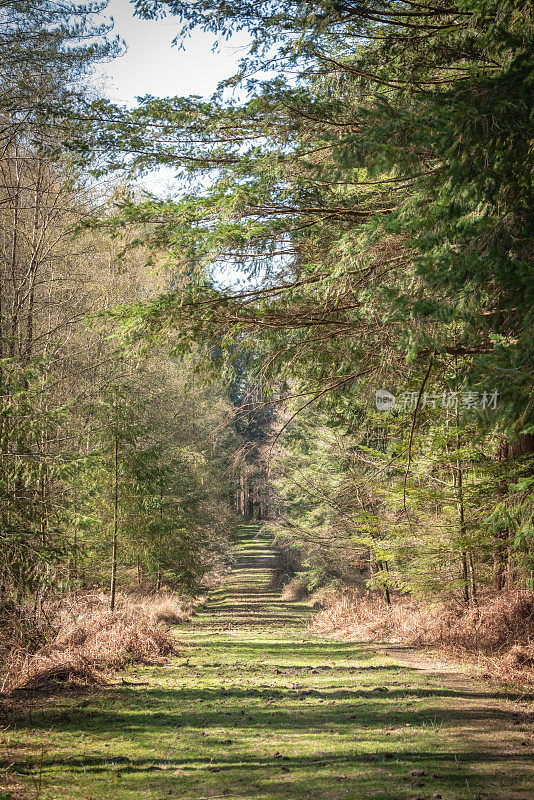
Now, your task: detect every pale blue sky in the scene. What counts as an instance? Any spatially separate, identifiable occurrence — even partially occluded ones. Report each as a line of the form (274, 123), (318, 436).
(94, 0), (249, 105)
(93, 1), (257, 287)
(92, 0), (249, 197)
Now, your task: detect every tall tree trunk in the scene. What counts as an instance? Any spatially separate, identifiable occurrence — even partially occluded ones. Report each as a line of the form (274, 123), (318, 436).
(469, 550), (478, 606)
(110, 429), (118, 611)
(40, 471), (47, 546)
(246, 480), (254, 518)
(454, 405), (470, 606)
(156, 478), (164, 591)
(72, 527), (78, 584)
(460, 549), (470, 606)
(240, 471), (246, 516)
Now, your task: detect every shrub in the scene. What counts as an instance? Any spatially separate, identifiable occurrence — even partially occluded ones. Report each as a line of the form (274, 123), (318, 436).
(118, 592), (195, 625)
(310, 589), (534, 685)
(281, 577), (309, 602)
(1, 598), (179, 693)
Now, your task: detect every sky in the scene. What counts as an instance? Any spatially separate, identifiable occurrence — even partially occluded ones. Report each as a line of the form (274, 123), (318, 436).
(92, 1), (255, 287)
(92, 0), (249, 196)
(94, 0), (249, 106)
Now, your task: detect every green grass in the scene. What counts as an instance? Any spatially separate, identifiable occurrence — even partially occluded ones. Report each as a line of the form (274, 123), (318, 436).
(1, 525), (533, 800)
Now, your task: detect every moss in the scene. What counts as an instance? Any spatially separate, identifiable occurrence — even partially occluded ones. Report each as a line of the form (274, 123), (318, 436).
(1, 526), (532, 800)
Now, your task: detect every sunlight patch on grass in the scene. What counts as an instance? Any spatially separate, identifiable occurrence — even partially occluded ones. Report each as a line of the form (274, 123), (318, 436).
(1, 526), (532, 800)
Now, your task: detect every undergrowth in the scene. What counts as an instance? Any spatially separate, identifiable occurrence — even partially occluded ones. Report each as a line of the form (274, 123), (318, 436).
(311, 589), (534, 686)
(0, 592), (197, 694)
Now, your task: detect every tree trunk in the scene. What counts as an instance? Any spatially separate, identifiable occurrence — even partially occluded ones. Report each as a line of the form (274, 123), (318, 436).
(110, 430), (118, 611)
(469, 550), (478, 606)
(453, 407), (470, 606)
(377, 560), (391, 606)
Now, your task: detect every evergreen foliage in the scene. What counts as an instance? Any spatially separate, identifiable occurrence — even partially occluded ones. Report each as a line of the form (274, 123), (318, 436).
(0, 3), (241, 622)
(109, 0), (534, 600)
(2, 0), (533, 637)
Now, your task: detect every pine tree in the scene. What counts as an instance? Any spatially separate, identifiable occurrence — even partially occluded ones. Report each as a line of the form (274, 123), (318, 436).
(109, 0), (534, 598)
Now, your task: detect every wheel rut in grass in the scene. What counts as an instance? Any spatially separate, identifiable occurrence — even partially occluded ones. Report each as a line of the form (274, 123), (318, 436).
(3, 524), (533, 800)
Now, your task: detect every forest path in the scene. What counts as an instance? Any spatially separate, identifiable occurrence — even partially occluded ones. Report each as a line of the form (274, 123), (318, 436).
(4, 525), (533, 800)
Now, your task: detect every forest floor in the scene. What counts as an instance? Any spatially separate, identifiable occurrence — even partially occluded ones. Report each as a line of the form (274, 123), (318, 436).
(1, 525), (533, 800)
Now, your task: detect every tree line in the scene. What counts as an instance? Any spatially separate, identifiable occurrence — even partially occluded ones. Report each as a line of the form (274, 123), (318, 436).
(1, 0), (533, 626)
(0, 2), (240, 630)
(103, 0), (533, 603)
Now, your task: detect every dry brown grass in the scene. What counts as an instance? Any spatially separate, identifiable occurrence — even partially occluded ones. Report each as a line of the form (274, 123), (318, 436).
(280, 577), (309, 602)
(311, 591), (436, 642)
(52, 591), (195, 628)
(311, 589), (534, 686)
(0, 591), (193, 694)
(124, 592), (197, 625)
(3, 608), (176, 693)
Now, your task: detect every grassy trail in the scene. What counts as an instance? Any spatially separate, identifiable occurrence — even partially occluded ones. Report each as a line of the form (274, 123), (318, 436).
(2, 525), (533, 800)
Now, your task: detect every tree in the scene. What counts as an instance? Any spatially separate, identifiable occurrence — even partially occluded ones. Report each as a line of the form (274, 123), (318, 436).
(103, 0), (533, 597)
(0, 0), (120, 607)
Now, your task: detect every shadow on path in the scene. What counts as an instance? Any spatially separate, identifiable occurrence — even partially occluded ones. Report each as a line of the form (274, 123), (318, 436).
(5, 524), (533, 800)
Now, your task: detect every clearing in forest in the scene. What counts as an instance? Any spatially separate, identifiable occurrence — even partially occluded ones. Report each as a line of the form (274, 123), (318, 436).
(1, 525), (533, 800)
